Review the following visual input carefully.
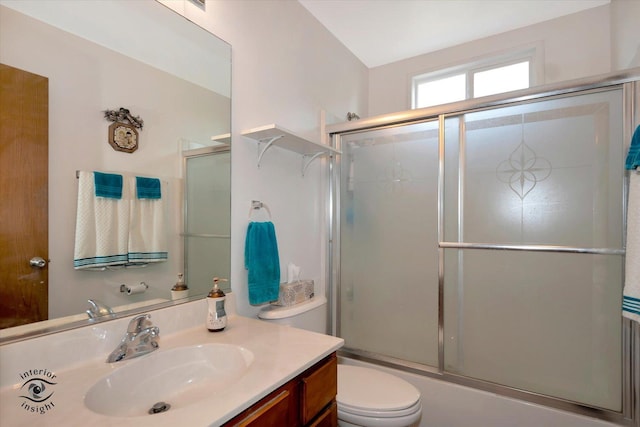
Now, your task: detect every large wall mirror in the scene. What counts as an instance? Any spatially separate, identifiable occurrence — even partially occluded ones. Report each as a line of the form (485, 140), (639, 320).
(0, 0), (231, 343)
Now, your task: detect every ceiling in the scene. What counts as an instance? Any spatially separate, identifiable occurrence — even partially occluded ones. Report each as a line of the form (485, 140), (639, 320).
(298, 0), (610, 68)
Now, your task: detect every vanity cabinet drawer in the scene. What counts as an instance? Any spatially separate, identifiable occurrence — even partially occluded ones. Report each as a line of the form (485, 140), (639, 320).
(300, 354), (337, 425)
(223, 352), (337, 427)
(307, 401), (337, 427)
(227, 380), (299, 427)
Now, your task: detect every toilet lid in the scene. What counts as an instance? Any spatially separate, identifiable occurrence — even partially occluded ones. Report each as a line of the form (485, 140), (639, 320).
(337, 365), (421, 413)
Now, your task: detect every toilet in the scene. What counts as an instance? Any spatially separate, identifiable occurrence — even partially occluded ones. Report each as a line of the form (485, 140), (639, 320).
(258, 297), (422, 427)
(337, 364), (421, 427)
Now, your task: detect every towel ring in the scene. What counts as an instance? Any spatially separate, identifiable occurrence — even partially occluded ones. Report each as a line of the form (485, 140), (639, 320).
(249, 200), (271, 219)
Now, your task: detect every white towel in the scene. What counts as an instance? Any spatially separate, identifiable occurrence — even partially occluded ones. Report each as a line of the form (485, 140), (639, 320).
(127, 177), (168, 264)
(623, 173), (640, 322)
(73, 171), (130, 269)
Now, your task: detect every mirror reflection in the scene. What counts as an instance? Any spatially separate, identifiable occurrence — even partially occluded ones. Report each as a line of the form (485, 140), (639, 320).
(0, 1), (231, 342)
(183, 147), (231, 297)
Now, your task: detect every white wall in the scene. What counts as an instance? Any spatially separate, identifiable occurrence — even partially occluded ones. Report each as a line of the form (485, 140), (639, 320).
(162, 0), (369, 318)
(611, 0), (640, 70)
(368, 1), (639, 117)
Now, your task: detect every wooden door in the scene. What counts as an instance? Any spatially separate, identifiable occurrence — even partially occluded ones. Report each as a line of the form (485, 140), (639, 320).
(0, 63), (49, 329)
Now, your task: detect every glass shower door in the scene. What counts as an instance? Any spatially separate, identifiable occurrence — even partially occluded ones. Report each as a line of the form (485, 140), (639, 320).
(183, 149), (231, 295)
(442, 88), (625, 411)
(338, 120), (440, 367)
(337, 86), (626, 412)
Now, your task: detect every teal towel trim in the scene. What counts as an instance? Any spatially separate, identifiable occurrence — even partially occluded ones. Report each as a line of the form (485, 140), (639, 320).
(136, 176), (161, 199)
(73, 253), (167, 269)
(94, 172), (123, 199)
(244, 221), (280, 305)
(623, 295), (640, 316)
(74, 254), (128, 269)
(625, 125), (640, 170)
(128, 251), (168, 262)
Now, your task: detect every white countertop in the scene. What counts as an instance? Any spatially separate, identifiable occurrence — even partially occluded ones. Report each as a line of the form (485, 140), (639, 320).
(0, 298), (343, 426)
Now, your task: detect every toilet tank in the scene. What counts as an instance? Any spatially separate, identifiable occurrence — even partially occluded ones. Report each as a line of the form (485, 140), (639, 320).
(257, 296), (327, 334)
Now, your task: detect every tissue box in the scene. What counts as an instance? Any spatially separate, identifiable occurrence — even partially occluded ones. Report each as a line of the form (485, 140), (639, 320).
(272, 280), (314, 306)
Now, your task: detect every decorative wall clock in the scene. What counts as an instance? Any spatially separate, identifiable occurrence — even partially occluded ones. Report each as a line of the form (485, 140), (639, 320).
(108, 122), (139, 153)
(103, 107), (144, 154)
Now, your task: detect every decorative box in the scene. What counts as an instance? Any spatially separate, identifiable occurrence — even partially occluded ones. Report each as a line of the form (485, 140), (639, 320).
(272, 280), (314, 306)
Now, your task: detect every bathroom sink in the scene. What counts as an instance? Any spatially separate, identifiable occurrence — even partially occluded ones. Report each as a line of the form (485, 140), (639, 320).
(84, 343), (254, 417)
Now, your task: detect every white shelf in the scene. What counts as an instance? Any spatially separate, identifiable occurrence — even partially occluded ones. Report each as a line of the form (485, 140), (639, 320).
(242, 124), (340, 176)
(210, 133), (231, 144)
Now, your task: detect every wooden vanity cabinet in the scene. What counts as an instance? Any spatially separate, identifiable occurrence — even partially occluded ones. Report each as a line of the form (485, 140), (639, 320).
(225, 353), (337, 427)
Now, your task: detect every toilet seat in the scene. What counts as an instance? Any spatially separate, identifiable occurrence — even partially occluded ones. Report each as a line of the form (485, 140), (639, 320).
(339, 400), (421, 418)
(337, 365), (422, 426)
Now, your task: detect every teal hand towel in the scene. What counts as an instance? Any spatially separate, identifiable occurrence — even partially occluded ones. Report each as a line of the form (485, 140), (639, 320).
(94, 172), (123, 199)
(245, 221), (280, 305)
(136, 176), (161, 199)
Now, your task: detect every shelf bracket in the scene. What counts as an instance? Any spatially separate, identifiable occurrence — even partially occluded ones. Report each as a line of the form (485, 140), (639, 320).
(257, 135), (284, 168)
(301, 152), (326, 177)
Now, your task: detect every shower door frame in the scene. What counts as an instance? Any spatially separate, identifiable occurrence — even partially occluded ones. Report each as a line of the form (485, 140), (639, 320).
(327, 69), (640, 426)
(182, 145), (232, 293)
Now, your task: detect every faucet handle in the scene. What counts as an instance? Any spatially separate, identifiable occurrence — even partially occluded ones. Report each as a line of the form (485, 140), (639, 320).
(127, 314), (151, 333)
(86, 299), (115, 320)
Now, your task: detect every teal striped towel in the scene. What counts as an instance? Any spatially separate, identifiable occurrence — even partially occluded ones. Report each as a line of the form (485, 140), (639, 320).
(624, 127), (640, 321)
(94, 172), (123, 199)
(74, 171), (129, 269)
(624, 172), (640, 323)
(245, 221), (280, 305)
(625, 125), (640, 170)
(128, 177), (167, 264)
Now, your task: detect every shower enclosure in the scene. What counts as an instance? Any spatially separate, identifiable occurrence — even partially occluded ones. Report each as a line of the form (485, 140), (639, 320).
(329, 70), (640, 424)
(183, 146), (231, 295)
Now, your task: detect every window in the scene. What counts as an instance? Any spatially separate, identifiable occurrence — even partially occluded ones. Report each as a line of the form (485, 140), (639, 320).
(414, 73), (466, 109)
(412, 48), (537, 109)
(473, 61), (530, 98)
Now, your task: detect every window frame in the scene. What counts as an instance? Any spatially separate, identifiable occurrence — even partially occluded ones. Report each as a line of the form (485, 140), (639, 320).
(411, 44), (542, 109)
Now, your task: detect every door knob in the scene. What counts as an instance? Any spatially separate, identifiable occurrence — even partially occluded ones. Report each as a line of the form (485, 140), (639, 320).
(30, 257), (47, 268)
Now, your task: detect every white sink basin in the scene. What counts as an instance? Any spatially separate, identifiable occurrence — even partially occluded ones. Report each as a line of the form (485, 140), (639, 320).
(84, 343), (254, 417)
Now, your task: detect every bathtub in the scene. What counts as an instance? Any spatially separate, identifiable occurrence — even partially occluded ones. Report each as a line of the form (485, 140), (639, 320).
(338, 357), (618, 427)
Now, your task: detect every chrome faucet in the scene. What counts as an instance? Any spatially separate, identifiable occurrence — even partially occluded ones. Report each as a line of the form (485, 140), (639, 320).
(86, 299), (115, 320)
(106, 314), (160, 363)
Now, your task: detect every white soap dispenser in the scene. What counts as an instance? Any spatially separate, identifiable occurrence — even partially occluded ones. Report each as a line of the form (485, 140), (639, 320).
(206, 277), (227, 332)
